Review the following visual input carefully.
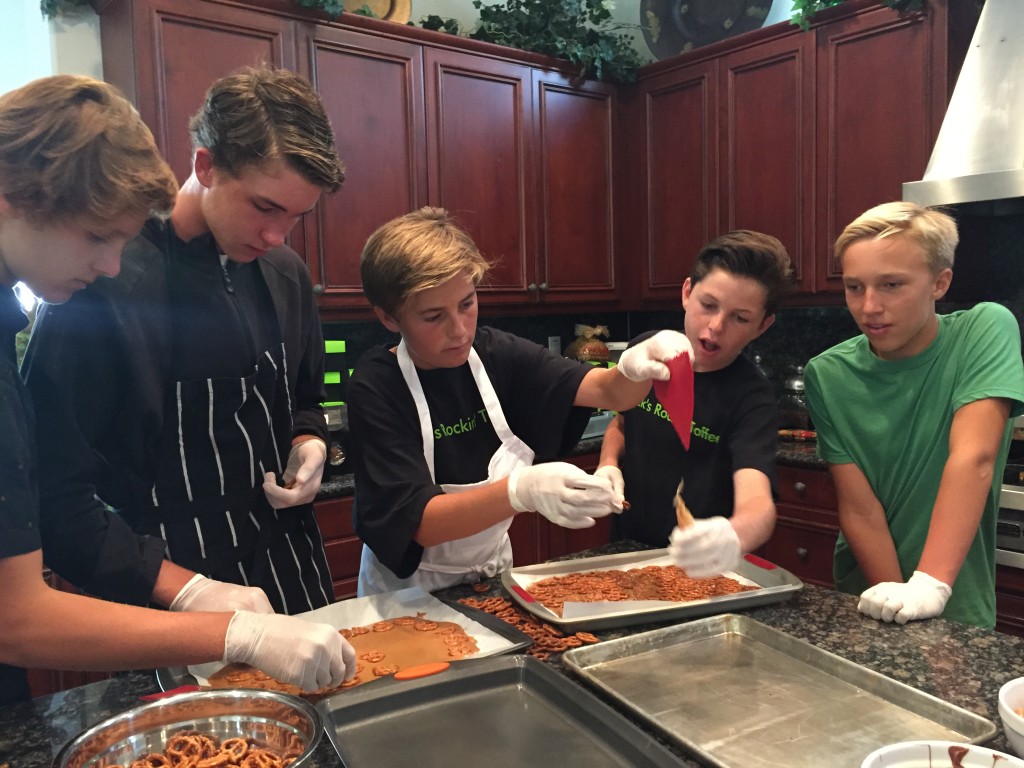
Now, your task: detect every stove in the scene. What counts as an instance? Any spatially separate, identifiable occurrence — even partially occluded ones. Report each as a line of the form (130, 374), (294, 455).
(996, 416), (1024, 569)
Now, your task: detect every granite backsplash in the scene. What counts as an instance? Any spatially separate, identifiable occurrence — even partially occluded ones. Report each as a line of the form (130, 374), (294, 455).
(322, 303), (963, 402)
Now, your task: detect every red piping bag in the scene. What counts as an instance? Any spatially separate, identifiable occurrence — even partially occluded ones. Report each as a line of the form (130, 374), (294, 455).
(652, 353), (694, 450)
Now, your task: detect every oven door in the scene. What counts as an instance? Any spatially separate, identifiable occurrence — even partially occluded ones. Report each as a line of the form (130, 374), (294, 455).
(997, 483), (1024, 569)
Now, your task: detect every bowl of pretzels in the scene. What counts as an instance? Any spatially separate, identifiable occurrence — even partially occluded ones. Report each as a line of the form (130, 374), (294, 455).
(53, 689), (322, 768)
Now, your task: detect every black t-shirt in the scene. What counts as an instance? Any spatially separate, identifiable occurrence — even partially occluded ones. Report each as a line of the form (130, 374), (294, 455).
(613, 331), (779, 546)
(349, 327), (592, 577)
(0, 287), (37, 705)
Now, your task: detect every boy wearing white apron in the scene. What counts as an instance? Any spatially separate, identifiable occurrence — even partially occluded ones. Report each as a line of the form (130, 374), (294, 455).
(349, 207), (693, 595)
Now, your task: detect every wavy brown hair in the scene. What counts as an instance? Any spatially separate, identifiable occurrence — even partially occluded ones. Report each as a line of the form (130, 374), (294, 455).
(0, 75), (177, 226)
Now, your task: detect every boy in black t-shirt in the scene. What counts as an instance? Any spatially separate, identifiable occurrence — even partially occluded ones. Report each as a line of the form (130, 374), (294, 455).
(349, 206), (695, 594)
(598, 231), (793, 576)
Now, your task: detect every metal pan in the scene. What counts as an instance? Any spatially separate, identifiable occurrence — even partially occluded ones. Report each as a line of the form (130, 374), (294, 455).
(501, 549), (803, 631)
(316, 654), (689, 767)
(157, 587), (532, 691)
(562, 614), (997, 768)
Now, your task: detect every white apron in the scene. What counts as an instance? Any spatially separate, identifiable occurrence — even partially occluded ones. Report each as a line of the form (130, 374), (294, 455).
(357, 341), (535, 595)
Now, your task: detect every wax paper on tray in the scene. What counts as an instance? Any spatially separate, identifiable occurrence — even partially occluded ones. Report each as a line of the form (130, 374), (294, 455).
(187, 586), (514, 685)
(510, 554), (760, 619)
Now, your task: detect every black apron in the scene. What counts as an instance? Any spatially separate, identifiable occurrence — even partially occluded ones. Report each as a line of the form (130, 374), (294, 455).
(121, 244), (332, 614)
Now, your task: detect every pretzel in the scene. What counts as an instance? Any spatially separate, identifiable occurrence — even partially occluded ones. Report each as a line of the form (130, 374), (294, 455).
(674, 478), (694, 529)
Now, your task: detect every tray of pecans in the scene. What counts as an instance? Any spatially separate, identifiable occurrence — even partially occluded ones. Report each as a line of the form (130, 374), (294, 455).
(500, 548), (803, 632)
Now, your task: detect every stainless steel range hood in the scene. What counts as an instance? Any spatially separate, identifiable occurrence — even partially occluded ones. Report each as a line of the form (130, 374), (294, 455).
(903, 0), (1024, 209)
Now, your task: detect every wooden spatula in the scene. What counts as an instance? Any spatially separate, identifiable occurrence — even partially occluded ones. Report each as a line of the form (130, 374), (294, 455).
(674, 478), (694, 529)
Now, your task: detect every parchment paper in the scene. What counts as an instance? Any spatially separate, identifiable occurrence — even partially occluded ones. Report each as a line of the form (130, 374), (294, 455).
(188, 586), (516, 685)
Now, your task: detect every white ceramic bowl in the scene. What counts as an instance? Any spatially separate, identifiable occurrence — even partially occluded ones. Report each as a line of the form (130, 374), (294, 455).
(861, 740), (1024, 768)
(53, 689), (322, 768)
(999, 676), (1024, 757)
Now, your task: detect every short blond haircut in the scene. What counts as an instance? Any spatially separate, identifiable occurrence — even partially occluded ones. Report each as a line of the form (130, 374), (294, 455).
(360, 207), (490, 316)
(835, 201), (958, 273)
(0, 75), (178, 227)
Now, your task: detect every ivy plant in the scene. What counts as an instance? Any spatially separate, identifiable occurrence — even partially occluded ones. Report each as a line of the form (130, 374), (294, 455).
(790, 0), (925, 30)
(466, 0), (642, 84)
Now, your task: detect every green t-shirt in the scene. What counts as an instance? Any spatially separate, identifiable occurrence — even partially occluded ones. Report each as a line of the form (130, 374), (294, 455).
(805, 302), (1024, 628)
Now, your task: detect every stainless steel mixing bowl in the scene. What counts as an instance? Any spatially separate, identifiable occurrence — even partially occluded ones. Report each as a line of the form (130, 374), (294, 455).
(53, 689), (322, 768)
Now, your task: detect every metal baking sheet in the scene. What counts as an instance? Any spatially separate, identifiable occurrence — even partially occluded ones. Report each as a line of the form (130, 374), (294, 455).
(157, 587), (531, 690)
(501, 549), (803, 631)
(562, 614), (997, 768)
(316, 654), (687, 767)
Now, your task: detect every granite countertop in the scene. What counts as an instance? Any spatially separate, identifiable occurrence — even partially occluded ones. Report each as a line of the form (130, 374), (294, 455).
(6, 541), (1024, 768)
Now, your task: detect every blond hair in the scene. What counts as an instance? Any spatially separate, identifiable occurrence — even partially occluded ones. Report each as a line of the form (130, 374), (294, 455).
(0, 75), (177, 226)
(189, 66), (344, 193)
(360, 207), (490, 315)
(835, 201), (958, 273)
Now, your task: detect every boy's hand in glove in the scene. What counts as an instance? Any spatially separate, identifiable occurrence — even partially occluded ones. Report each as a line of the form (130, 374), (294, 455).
(668, 517), (741, 578)
(508, 462), (618, 529)
(616, 330), (693, 382)
(858, 571), (952, 624)
(224, 611), (356, 692)
(263, 438), (327, 509)
(170, 574), (274, 614)
(593, 465), (626, 510)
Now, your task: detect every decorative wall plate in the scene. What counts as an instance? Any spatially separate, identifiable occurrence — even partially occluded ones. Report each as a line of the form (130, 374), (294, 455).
(641, 0), (772, 60)
(343, 0), (412, 23)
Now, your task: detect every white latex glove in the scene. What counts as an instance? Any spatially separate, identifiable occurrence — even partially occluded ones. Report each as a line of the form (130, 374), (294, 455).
(594, 465), (626, 511)
(616, 330), (694, 382)
(263, 439), (327, 509)
(169, 574), (274, 614)
(857, 571), (952, 624)
(667, 517), (741, 578)
(508, 462), (618, 530)
(224, 611), (357, 692)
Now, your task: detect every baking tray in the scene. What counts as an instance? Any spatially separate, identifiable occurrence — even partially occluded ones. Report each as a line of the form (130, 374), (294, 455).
(501, 548), (803, 631)
(157, 587), (531, 690)
(316, 654), (687, 767)
(562, 614), (997, 768)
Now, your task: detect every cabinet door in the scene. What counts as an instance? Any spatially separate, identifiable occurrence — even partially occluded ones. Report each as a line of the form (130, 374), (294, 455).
(531, 71), (618, 306)
(101, 0), (297, 184)
(314, 496), (362, 599)
(636, 61), (719, 303)
(720, 33), (815, 294)
(814, 6), (940, 292)
(299, 25), (427, 309)
(424, 49), (535, 306)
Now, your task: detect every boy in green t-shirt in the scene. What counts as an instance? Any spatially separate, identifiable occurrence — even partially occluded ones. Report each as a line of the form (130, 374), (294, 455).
(805, 201), (1024, 628)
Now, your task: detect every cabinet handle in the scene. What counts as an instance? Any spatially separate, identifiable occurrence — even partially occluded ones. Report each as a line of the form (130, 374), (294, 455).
(796, 547), (808, 559)
(527, 283), (538, 293)
(793, 481), (806, 494)
(312, 284), (324, 295)
(538, 282), (548, 292)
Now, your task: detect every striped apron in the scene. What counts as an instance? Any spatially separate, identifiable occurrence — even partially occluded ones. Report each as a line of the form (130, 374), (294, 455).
(121, 255), (332, 615)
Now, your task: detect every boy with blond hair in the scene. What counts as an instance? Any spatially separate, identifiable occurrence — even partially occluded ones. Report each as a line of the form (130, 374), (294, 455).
(350, 206), (694, 594)
(805, 201), (1024, 628)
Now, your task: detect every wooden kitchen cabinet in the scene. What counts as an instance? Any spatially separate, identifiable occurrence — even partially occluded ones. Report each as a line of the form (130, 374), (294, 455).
(529, 71), (619, 306)
(757, 463), (839, 588)
(423, 48), (536, 306)
(297, 23), (427, 310)
(812, 3), (971, 294)
(719, 33), (815, 294)
(621, 58), (718, 304)
(314, 494), (362, 600)
(100, 0), (622, 315)
(625, 0), (977, 306)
